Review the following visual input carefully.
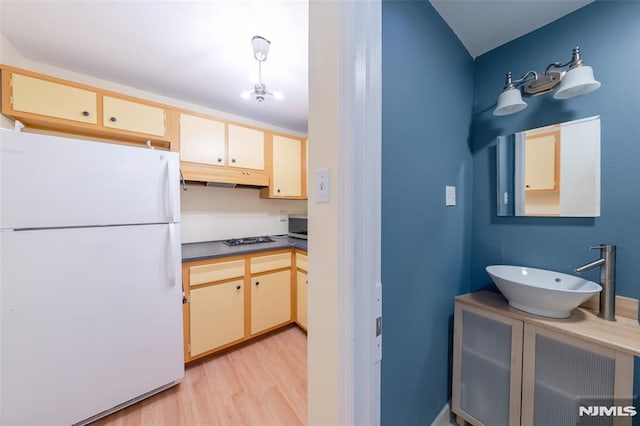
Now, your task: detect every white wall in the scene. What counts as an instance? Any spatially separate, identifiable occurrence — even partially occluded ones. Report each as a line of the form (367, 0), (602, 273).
(0, 34), (307, 242)
(180, 184), (306, 243)
(308, 2), (340, 424)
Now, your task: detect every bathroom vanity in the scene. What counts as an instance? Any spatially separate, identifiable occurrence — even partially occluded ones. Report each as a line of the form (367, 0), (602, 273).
(452, 291), (640, 426)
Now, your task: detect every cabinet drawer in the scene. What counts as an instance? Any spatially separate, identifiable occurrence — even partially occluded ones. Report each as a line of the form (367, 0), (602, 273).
(296, 252), (308, 271)
(103, 96), (166, 136)
(250, 252), (291, 274)
(10, 73), (97, 124)
(189, 259), (245, 286)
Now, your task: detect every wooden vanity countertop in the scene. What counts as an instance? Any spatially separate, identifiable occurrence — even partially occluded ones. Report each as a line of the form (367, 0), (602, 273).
(456, 291), (640, 356)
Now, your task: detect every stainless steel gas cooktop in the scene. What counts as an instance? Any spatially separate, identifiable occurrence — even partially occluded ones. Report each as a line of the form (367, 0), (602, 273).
(223, 236), (276, 246)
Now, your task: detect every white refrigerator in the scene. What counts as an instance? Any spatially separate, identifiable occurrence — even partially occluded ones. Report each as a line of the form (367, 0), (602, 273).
(0, 130), (184, 425)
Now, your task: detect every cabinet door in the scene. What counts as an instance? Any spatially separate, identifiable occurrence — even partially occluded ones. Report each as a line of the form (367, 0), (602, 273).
(10, 73), (97, 124)
(190, 280), (244, 357)
(179, 113), (225, 166)
(452, 303), (523, 426)
(228, 124), (264, 170)
(103, 96), (166, 136)
(272, 135), (302, 197)
(251, 270), (291, 334)
(296, 270), (307, 330)
(525, 131), (558, 191)
(521, 325), (633, 426)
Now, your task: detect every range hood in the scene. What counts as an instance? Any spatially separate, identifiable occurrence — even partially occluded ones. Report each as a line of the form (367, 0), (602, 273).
(180, 165), (269, 189)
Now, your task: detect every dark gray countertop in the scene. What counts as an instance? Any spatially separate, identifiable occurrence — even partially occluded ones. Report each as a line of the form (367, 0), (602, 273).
(182, 235), (307, 262)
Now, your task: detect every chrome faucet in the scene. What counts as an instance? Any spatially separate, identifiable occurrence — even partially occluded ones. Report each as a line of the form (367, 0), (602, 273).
(574, 244), (616, 321)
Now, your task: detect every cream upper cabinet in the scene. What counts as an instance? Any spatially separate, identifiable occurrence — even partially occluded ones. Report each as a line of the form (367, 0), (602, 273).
(179, 113), (226, 166)
(272, 135), (302, 197)
(296, 270), (308, 330)
(227, 124), (265, 170)
(189, 280), (245, 357)
(251, 270), (291, 334)
(102, 96), (166, 137)
(10, 73), (97, 124)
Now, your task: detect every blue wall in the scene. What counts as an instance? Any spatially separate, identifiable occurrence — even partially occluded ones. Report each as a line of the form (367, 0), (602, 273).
(470, 0), (640, 400)
(381, 1), (474, 424)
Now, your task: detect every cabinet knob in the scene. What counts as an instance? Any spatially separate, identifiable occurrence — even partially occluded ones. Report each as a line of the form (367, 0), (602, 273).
(236, 285), (241, 290)
(217, 158), (222, 163)
(277, 189), (281, 193)
(231, 158), (236, 163)
(82, 111), (90, 117)
(526, 185), (530, 188)
(255, 281), (260, 286)
(110, 117), (117, 122)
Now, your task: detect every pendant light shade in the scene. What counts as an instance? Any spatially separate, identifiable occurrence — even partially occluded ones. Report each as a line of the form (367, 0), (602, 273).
(493, 88), (528, 116)
(553, 65), (601, 99)
(251, 36), (271, 62)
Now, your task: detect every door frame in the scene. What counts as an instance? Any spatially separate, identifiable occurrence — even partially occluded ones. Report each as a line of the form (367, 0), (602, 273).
(308, 0), (382, 424)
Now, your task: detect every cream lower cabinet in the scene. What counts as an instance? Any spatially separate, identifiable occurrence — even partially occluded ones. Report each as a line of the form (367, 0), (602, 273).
(453, 298), (636, 426)
(189, 280), (244, 357)
(296, 270), (308, 330)
(251, 270), (291, 334)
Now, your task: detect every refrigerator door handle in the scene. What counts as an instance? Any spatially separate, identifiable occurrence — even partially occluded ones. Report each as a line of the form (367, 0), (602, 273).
(165, 158), (177, 223)
(168, 223), (178, 287)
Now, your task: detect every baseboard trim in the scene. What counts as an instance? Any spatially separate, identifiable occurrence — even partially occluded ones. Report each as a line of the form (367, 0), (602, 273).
(431, 402), (456, 426)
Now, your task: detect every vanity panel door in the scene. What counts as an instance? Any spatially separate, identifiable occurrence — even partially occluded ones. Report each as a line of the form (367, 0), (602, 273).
(452, 303), (523, 426)
(521, 324), (634, 426)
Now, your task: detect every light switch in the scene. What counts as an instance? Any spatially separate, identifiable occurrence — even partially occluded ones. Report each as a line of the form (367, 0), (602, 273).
(316, 168), (330, 203)
(446, 186), (456, 206)
(279, 211), (287, 222)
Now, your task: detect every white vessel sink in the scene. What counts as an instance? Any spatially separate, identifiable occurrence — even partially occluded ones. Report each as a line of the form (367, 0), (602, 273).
(486, 265), (602, 318)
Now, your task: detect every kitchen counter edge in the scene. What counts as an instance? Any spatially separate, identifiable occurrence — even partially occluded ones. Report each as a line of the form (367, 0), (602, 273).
(181, 237), (307, 262)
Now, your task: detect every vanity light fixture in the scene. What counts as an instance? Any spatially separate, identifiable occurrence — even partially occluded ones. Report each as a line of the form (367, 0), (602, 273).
(493, 47), (601, 116)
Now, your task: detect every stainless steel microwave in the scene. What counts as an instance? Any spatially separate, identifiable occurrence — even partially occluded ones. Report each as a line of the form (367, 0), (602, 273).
(288, 215), (307, 239)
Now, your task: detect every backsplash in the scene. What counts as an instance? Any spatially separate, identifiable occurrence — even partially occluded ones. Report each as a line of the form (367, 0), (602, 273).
(180, 184), (307, 243)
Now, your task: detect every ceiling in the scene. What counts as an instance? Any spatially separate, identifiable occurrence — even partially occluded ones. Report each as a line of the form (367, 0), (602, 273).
(0, 0), (309, 133)
(0, 1), (595, 134)
(431, 0), (594, 58)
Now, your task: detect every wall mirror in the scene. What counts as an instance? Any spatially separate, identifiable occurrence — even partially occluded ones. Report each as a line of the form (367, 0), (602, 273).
(496, 115), (600, 217)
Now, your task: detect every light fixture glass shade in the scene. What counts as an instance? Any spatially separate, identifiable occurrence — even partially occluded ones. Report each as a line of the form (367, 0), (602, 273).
(252, 36), (271, 62)
(553, 65), (601, 99)
(493, 88), (528, 116)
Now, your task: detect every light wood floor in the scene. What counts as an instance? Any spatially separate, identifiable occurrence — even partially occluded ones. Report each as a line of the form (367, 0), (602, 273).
(93, 326), (307, 426)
